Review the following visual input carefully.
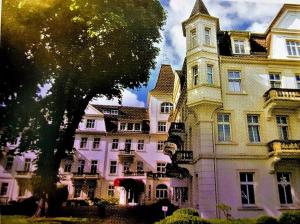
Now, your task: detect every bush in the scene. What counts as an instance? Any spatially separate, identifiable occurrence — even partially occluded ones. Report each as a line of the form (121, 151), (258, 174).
(173, 208), (199, 217)
(256, 216), (278, 224)
(156, 213), (210, 224)
(279, 211), (300, 224)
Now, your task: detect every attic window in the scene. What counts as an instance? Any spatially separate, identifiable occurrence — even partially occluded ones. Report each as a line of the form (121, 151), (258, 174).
(234, 40), (245, 54)
(102, 108), (118, 115)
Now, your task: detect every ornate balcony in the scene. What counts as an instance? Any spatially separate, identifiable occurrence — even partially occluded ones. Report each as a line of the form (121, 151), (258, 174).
(146, 172), (167, 179)
(169, 122), (185, 134)
(173, 151), (193, 164)
(268, 140), (300, 158)
(15, 171), (34, 179)
(263, 88), (300, 113)
(72, 172), (99, 179)
(123, 171), (145, 177)
(118, 149), (135, 163)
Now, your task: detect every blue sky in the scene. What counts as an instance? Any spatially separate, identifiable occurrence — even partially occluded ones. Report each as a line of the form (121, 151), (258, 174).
(92, 0), (299, 107)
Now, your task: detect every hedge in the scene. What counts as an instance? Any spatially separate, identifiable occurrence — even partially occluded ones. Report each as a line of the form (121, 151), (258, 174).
(173, 208), (199, 217)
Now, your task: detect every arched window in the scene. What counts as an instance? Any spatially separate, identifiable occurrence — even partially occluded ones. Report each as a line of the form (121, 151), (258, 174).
(156, 184), (168, 199)
(161, 102), (173, 114)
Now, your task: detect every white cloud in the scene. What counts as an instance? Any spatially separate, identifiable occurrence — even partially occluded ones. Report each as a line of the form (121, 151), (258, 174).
(91, 89), (145, 107)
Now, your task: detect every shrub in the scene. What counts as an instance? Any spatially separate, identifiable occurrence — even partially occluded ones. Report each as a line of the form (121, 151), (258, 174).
(279, 211), (300, 224)
(173, 208), (199, 217)
(156, 213), (210, 224)
(256, 216), (278, 224)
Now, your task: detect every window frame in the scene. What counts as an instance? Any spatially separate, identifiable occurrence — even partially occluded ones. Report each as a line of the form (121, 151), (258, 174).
(24, 158), (31, 172)
(286, 40), (300, 56)
(234, 40), (245, 54)
(217, 113), (232, 142)
(137, 139), (144, 151)
(80, 137), (88, 149)
(92, 137), (101, 149)
(137, 161), (144, 173)
(277, 172), (293, 205)
(160, 102), (173, 114)
(5, 156), (14, 170)
(247, 115), (261, 143)
(204, 27), (211, 46)
(158, 121), (167, 132)
(296, 75), (300, 89)
(109, 161), (117, 175)
(190, 28), (197, 49)
(192, 65), (199, 86)
(156, 184), (168, 200)
(239, 172), (256, 206)
(86, 119), (95, 129)
(157, 162), (166, 173)
(108, 185), (115, 197)
(91, 160), (98, 174)
(207, 64), (213, 85)
(0, 182), (9, 196)
(269, 73), (281, 88)
(112, 139), (119, 150)
(157, 141), (164, 151)
(276, 115), (289, 141)
(228, 71), (241, 92)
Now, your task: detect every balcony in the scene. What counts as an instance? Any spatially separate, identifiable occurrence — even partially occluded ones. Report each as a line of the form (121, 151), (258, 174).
(123, 171), (145, 177)
(169, 122), (185, 134)
(15, 171), (34, 179)
(268, 140), (300, 158)
(72, 172), (99, 179)
(172, 151), (193, 164)
(146, 172), (167, 179)
(263, 88), (300, 111)
(118, 149), (135, 163)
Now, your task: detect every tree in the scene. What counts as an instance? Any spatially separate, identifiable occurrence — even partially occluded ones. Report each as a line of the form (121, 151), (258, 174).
(1, 0), (166, 215)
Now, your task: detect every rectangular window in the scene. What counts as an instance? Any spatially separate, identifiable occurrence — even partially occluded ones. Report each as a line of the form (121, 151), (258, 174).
(93, 138), (100, 149)
(135, 123), (141, 131)
(247, 115), (260, 143)
(190, 29), (197, 48)
(0, 183), (8, 196)
(125, 139), (132, 151)
(88, 184), (96, 200)
(269, 73), (281, 88)
(111, 109), (118, 115)
(276, 116), (289, 140)
(112, 139), (119, 150)
(137, 161), (144, 173)
(64, 161), (72, 172)
(120, 123), (126, 131)
(77, 160), (85, 175)
(86, 119), (95, 128)
(286, 40), (300, 56)
(234, 40), (245, 54)
(158, 122), (167, 132)
(157, 141), (164, 151)
(91, 160), (98, 174)
(5, 156), (14, 170)
(138, 140), (144, 151)
(174, 187), (188, 202)
(108, 185), (114, 197)
(123, 161), (130, 173)
(192, 66), (199, 86)
(127, 123), (134, 131)
(228, 71), (241, 92)
(80, 137), (88, 149)
(110, 161), (117, 174)
(207, 64), (213, 84)
(205, 27), (211, 45)
(157, 162), (166, 173)
(217, 114), (231, 142)
(296, 75), (300, 89)
(74, 182), (82, 198)
(240, 172), (255, 205)
(24, 158), (31, 172)
(277, 172), (293, 205)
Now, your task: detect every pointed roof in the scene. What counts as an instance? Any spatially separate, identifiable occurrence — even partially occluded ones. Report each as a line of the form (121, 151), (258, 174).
(150, 64), (175, 95)
(190, 0), (210, 17)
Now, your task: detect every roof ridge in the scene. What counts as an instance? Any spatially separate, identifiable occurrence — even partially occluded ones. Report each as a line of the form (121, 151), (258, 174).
(190, 0), (210, 17)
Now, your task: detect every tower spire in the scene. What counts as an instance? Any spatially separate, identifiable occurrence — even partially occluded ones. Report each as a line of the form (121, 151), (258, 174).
(190, 0), (210, 17)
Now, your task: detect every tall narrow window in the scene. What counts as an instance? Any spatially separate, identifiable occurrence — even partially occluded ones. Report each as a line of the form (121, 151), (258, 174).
(240, 172), (255, 205)
(247, 115), (260, 143)
(91, 160), (98, 174)
(276, 116), (289, 140)
(190, 29), (197, 48)
(137, 161), (144, 173)
(123, 161), (130, 173)
(217, 114), (231, 142)
(157, 162), (166, 173)
(64, 160), (72, 172)
(286, 40), (300, 56)
(157, 141), (164, 151)
(88, 181), (96, 199)
(125, 139), (132, 151)
(192, 66), (199, 86)
(158, 122), (167, 132)
(74, 181), (82, 198)
(77, 160), (85, 175)
(269, 73), (281, 88)
(120, 123), (126, 131)
(205, 27), (211, 45)
(134, 123), (141, 131)
(277, 172), (293, 205)
(234, 40), (245, 54)
(0, 183), (9, 196)
(138, 140), (144, 151)
(24, 158), (31, 172)
(108, 185), (115, 197)
(207, 65), (213, 84)
(228, 71), (241, 92)
(112, 139), (119, 150)
(86, 119), (95, 128)
(296, 75), (300, 89)
(5, 156), (14, 170)
(93, 138), (100, 149)
(110, 161), (117, 174)
(80, 137), (88, 149)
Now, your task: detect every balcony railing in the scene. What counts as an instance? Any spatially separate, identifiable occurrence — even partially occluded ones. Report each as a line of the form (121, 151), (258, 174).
(123, 171), (145, 177)
(146, 172), (167, 179)
(15, 171), (34, 178)
(173, 151), (193, 163)
(268, 140), (300, 158)
(118, 149), (135, 156)
(169, 122), (185, 134)
(72, 172), (99, 179)
(264, 88), (300, 101)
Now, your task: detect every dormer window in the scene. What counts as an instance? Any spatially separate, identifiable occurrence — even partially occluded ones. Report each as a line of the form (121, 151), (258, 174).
(119, 122), (141, 131)
(102, 108), (118, 115)
(204, 27), (211, 45)
(286, 40), (300, 56)
(86, 119), (95, 128)
(111, 109), (118, 115)
(160, 102), (173, 114)
(234, 40), (245, 54)
(190, 29), (197, 48)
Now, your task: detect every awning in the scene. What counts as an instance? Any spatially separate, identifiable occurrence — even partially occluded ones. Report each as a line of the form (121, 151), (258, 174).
(113, 178), (145, 192)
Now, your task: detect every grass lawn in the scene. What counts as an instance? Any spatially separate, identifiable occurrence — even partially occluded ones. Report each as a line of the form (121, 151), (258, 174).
(1, 216), (101, 224)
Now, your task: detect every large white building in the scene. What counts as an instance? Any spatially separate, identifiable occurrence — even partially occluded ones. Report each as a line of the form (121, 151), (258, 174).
(0, 0), (300, 219)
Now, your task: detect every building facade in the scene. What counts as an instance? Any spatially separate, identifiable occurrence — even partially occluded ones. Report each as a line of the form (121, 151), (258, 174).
(0, 0), (299, 219)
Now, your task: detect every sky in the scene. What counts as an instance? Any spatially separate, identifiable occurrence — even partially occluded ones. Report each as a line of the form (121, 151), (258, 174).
(91, 0), (300, 108)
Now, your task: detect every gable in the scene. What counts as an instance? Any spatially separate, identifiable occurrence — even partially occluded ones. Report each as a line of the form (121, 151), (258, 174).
(84, 104), (103, 116)
(275, 10), (300, 30)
